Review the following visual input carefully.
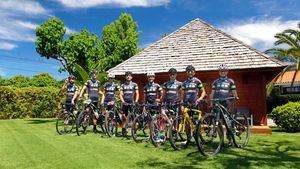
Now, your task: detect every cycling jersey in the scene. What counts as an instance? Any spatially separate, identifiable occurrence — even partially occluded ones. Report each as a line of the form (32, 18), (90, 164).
(182, 77), (203, 103)
(66, 83), (79, 103)
(162, 80), (182, 103)
(144, 82), (162, 104)
(85, 79), (100, 101)
(120, 80), (138, 103)
(103, 82), (119, 102)
(212, 76), (236, 99)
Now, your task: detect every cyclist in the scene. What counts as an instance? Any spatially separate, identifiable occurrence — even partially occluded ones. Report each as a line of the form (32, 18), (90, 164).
(181, 65), (206, 107)
(210, 63), (239, 146)
(119, 71), (139, 137)
(101, 73), (119, 113)
(79, 70), (103, 133)
(161, 68), (182, 121)
(210, 64), (239, 107)
(61, 75), (79, 113)
(143, 71), (163, 113)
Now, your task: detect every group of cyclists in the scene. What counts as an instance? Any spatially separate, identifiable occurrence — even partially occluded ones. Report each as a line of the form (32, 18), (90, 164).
(59, 63), (244, 155)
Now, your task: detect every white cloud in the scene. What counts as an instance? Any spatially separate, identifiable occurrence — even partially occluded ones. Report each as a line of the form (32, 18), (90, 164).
(220, 18), (299, 50)
(66, 27), (78, 34)
(0, 41), (17, 50)
(56, 0), (170, 8)
(0, 0), (50, 16)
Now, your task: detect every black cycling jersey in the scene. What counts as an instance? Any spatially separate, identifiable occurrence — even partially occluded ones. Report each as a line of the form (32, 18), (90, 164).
(162, 80), (182, 103)
(120, 80), (138, 103)
(103, 82), (119, 102)
(66, 83), (79, 102)
(212, 76), (236, 99)
(144, 82), (162, 104)
(85, 79), (100, 101)
(182, 77), (203, 103)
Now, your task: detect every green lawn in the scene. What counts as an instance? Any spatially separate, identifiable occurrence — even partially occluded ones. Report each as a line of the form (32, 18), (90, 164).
(0, 119), (299, 169)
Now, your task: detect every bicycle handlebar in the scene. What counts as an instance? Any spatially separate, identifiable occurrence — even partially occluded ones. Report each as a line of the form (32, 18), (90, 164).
(210, 97), (236, 101)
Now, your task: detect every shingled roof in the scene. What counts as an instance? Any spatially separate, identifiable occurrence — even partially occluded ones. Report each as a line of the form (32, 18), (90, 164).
(108, 18), (285, 75)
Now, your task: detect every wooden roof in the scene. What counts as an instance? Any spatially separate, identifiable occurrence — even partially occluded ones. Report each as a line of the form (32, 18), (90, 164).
(274, 70), (300, 86)
(108, 18), (285, 76)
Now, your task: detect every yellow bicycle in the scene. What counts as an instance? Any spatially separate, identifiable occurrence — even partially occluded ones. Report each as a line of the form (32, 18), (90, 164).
(169, 102), (204, 150)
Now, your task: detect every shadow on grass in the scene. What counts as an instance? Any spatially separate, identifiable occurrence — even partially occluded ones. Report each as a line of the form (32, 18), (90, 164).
(25, 119), (55, 124)
(135, 139), (300, 168)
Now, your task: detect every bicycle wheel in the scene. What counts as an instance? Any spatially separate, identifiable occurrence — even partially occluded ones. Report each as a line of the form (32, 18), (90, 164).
(196, 113), (224, 156)
(169, 115), (191, 150)
(96, 113), (106, 133)
(56, 111), (75, 135)
(150, 115), (168, 147)
(124, 112), (135, 137)
(76, 111), (90, 136)
(131, 114), (150, 143)
(105, 110), (117, 137)
(232, 114), (250, 148)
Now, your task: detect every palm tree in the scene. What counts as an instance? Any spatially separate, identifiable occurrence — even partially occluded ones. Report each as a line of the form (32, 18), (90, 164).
(265, 22), (300, 95)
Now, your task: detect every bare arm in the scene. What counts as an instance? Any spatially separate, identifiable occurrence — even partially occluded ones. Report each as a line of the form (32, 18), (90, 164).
(119, 90), (125, 103)
(79, 85), (87, 98)
(101, 91), (106, 104)
(71, 90), (79, 104)
(135, 89), (139, 103)
(61, 79), (68, 92)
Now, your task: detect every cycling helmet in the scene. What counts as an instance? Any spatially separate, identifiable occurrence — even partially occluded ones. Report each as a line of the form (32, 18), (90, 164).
(168, 68), (177, 74)
(90, 70), (98, 76)
(68, 75), (75, 80)
(125, 71), (132, 76)
(218, 63), (229, 70)
(186, 65), (195, 72)
(107, 73), (115, 79)
(146, 71), (155, 77)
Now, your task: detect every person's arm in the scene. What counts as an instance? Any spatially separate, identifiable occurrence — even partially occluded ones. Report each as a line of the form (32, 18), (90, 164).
(101, 91), (106, 104)
(196, 82), (206, 103)
(71, 90), (79, 105)
(232, 90), (239, 99)
(61, 79), (68, 92)
(119, 85), (125, 103)
(135, 89), (139, 103)
(79, 85), (87, 98)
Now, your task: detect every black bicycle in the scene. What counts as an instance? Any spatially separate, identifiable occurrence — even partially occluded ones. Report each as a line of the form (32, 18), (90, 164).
(56, 103), (77, 135)
(76, 99), (105, 136)
(195, 97), (250, 156)
(131, 103), (159, 143)
(123, 102), (140, 138)
(104, 103), (123, 137)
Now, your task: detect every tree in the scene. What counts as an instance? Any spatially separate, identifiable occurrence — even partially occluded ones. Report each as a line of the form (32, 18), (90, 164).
(30, 73), (61, 87)
(265, 22), (300, 95)
(99, 13), (139, 71)
(63, 30), (100, 73)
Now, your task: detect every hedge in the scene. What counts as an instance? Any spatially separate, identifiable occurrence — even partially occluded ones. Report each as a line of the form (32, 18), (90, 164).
(271, 101), (300, 132)
(0, 86), (64, 119)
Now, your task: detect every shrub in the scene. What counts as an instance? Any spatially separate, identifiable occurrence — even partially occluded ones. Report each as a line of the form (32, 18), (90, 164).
(267, 93), (300, 114)
(0, 86), (64, 119)
(271, 102), (300, 132)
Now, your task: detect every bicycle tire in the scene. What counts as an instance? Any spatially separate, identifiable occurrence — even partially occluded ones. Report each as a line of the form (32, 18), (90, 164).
(105, 110), (117, 137)
(232, 114), (250, 148)
(76, 111), (89, 136)
(56, 111), (75, 135)
(131, 114), (150, 143)
(169, 115), (191, 150)
(196, 113), (224, 156)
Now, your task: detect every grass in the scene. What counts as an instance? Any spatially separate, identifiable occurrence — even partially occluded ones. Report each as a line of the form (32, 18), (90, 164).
(0, 119), (299, 169)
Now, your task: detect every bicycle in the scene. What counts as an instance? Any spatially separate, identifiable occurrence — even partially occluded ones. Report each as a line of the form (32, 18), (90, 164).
(104, 102), (123, 137)
(195, 97), (250, 156)
(56, 103), (77, 135)
(169, 102), (204, 150)
(76, 99), (105, 136)
(131, 103), (159, 143)
(122, 102), (141, 138)
(149, 102), (177, 147)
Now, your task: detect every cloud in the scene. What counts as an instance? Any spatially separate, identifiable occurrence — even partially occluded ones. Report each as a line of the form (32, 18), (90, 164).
(0, 0), (50, 16)
(220, 18), (299, 50)
(0, 41), (18, 50)
(56, 0), (170, 8)
(66, 27), (78, 34)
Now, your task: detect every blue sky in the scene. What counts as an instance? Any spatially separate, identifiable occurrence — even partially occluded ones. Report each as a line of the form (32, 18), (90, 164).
(0, 0), (299, 79)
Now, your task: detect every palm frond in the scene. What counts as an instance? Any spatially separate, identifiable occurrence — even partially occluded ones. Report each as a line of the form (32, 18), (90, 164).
(74, 63), (89, 85)
(274, 33), (299, 48)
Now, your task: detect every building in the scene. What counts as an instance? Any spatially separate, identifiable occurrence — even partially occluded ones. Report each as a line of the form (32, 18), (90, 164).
(274, 70), (300, 94)
(108, 19), (285, 130)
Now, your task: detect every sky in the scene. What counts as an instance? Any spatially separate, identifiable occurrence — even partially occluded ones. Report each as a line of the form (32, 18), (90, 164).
(0, 0), (299, 79)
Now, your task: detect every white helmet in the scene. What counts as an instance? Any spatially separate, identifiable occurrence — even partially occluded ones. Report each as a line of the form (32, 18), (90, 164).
(146, 71), (155, 77)
(219, 63), (229, 70)
(107, 73), (115, 78)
